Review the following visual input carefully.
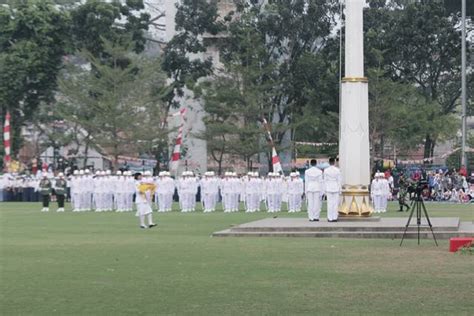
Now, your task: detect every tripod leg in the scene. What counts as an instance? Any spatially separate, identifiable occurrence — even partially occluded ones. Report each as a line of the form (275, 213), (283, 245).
(400, 202), (416, 246)
(421, 201), (438, 246)
(417, 201), (421, 245)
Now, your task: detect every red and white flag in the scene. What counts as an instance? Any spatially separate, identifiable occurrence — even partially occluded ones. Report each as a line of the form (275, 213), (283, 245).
(3, 112), (11, 170)
(169, 108), (187, 171)
(261, 117), (283, 174)
(271, 146), (283, 173)
(169, 125), (183, 171)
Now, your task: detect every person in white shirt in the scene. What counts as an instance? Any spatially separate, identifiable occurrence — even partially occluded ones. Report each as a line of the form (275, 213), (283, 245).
(379, 174), (390, 213)
(82, 169), (93, 211)
(156, 171), (175, 212)
(124, 171), (136, 211)
(304, 159), (324, 221)
(114, 171), (126, 212)
(323, 158), (342, 222)
(230, 172), (241, 212)
(200, 171), (219, 212)
(70, 170), (81, 211)
(245, 172), (261, 213)
(371, 172), (384, 213)
(287, 172), (304, 213)
(221, 172), (233, 212)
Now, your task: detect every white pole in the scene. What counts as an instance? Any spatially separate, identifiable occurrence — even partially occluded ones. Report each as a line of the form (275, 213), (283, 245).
(461, 0), (467, 168)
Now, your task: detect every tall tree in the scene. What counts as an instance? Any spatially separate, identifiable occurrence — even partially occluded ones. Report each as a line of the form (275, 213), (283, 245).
(0, 0), (70, 155)
(59, 39), (168, 168)
(365, 0), (473, 158)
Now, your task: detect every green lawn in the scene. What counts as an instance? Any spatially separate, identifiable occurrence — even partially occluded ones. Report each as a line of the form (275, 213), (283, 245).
(1, 202), (473, 315)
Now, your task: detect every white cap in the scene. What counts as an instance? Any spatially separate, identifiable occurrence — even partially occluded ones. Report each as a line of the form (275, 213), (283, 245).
(58, 172), (64, 177)
(79, 170), (84, 175)
(95, 171), (101, 176)
(116, 170), (122, 175)
(85, 169), (90, 174)
(100, 171), (106, 176)
(144, 170), (152, 176)
(106, 170), (111, 175)
(73, 170), (79, 175)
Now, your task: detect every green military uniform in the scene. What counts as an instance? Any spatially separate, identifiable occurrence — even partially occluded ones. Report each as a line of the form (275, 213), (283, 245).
(397, 175), (410, 212)
(55, 178), (67, 210)
(39, 178), (52, 211)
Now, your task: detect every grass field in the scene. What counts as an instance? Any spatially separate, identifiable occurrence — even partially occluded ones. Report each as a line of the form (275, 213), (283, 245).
(1, 201), (473, 315)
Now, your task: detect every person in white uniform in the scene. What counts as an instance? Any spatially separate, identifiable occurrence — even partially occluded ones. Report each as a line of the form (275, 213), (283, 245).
(82, 169), (93, 211)
(230, 172), (241, 212)
(124, 171), (136, 211)
(380, 173), (390, 213)
(370, 172), (384, 213)
(287, 172), (304, 213)
(221, 172), (233, 213)
(323, 158), (342, 222)
(304, 159), (324, 221)
(135, 173), (157, 229)
(201, 171), (219, 212)
(245, 172), (260, 212)
(70, 170), (80, 211)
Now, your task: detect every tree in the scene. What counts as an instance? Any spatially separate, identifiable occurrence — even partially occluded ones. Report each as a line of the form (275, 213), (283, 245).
(58, 39), (168, 168)
(218, 1), (339, 170)
(70, 0), (151, 58)
(364, 1), (473, 158)
(0, 0), (70, 155)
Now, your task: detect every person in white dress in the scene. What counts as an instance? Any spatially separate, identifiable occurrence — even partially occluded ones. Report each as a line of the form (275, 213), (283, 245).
(135, 173), (157, 229)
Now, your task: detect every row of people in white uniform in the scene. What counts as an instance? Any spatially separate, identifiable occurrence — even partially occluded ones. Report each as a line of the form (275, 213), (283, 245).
(370, 172), (391, 213)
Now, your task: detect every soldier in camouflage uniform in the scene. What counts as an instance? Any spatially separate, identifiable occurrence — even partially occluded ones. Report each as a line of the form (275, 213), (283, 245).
(54, 173), (67, 212)
(39, 175), (52, 212)
(397, 173), (410, 212)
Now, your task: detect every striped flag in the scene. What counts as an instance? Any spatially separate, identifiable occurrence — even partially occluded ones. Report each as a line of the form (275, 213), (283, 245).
(3, 112), (11, 170)
(261, 117), (283, 174)
(271, 146), (283, 173)
(169, 108), (187, 171)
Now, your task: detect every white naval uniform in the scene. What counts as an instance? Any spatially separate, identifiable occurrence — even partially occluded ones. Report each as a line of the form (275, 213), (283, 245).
(114, 176), (126, 212)
(201, 177), (219, 212)
(221, 178), (233, 212)
(230, 178), (241, 212)
(304, 166), (324, 220)
(156, 176), (175, 212)
(82, 175), (94, 211)
(370, 179), (384, 213)
(125, 176), (136, 211)
(380, 178), (390, 213)
(323, 165), (342, 221)
(287, 177), (304, 213)
(245, 178), (261, 212)
(70, 176), (80, 211)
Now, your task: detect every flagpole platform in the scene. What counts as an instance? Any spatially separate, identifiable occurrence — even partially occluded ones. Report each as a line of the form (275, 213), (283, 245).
(212, 217), (473, 239)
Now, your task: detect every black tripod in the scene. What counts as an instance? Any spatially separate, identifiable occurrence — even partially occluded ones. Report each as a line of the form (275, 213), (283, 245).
(400, 192), (438, 246)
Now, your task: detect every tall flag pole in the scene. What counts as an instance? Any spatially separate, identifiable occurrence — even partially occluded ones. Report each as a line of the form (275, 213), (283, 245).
(3, 112), (11, 172)
(169, 108), (187, 172)
(261, 117), (283, 174)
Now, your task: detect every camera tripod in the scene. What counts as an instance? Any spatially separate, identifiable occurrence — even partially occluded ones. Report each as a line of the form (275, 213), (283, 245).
(400, 193), (438, 246)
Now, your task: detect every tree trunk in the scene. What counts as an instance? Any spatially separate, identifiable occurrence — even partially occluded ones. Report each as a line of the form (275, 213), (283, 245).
(423, 134), (436, 159)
